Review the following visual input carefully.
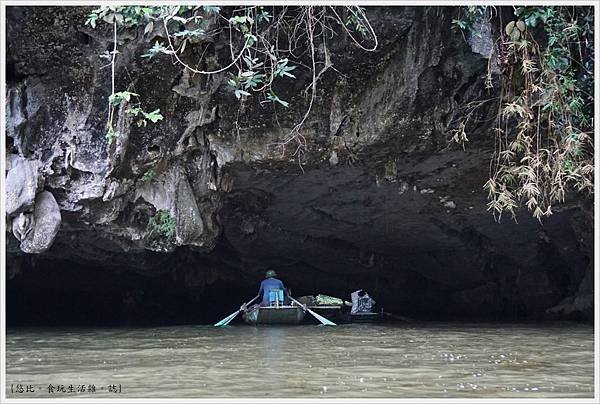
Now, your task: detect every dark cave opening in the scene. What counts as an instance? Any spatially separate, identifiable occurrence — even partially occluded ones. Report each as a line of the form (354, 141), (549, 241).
(6, 175), (593, 326)
(6, 251), (428, 327)
(6, 247), (584, 327)
(7, 257), (259, 327)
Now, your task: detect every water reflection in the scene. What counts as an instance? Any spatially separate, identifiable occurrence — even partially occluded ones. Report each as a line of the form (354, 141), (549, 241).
(6, 322), (594, 398)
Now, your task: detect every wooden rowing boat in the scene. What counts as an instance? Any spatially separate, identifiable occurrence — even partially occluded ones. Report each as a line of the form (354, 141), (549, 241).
(242, 305), (306, 325)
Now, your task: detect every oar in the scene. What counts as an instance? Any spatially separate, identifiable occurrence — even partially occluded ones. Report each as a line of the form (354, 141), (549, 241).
(289, 296), (336, 326)
(214, 295), (259, 327)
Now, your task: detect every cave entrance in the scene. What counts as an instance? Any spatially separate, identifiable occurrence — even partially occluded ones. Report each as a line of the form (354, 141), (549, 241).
(7, 257), (258, 326)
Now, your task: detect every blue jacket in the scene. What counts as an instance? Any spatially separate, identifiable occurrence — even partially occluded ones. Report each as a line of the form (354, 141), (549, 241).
(258, 277), (285, 305)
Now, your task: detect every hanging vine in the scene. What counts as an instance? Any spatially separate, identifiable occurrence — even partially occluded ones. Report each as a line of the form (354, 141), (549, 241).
(86, 5), (377, 154)
(453, 6), (594, 221)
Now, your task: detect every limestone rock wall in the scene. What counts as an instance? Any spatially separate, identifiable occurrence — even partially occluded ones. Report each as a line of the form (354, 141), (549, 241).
(5, 6), (593, 320)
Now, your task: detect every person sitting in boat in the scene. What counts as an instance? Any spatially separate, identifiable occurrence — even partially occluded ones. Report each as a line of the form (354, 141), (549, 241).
(350, 289), (376, 314)
(257, 269), (288, 307)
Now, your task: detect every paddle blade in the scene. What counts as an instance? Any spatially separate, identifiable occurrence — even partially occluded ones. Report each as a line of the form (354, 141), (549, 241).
(307, 308), (336, 326)
(289, 296), (336, 326)
(214, 310), (239, 327)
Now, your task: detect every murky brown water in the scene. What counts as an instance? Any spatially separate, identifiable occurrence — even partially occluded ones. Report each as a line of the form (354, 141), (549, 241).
(5, 322), (594, 398)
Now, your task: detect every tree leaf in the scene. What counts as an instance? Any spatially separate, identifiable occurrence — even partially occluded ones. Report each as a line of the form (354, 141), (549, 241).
(234, 89), (250, 99)
(103, 13), (115, 24)
(505, 21), (515, 35)
(144, 109), (164, 123)
(144, 21), (154, 35)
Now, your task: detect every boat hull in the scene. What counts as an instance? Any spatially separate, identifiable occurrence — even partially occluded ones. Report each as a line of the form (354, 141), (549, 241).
(242, 305), (306, 325)
(302, 305), (343, 323)
(343, 312), (385, 323)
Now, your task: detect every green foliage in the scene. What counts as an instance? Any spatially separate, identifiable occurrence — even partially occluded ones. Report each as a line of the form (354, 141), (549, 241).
(105, 127), (120, 144)
(147, 210), (176, 239)
(87, 5), (378, 155)
(453, 6), (594, 221)
(227, 55), (269, 98)
(126, 107), (164, 127)
(346, 9), (369, 38)
(267, 91), (289, 108)
(108, 91), (139, 106)
(87, 5), (375, 109)
(202, 6), (220, 15)
(229, 15), (253, 28)
(451, 6), (486, 38)
(256, 9), (272, 24)
(140, 169), (157, 182)
(274, 58), (297, 79)
(143, 109), (164, 123)
(86, 6), (155, 29)
(515, 6), (555, 28)
(104, 90), (162, 143)
(141, 41), (173, 59)
(218, 8), (299, 106)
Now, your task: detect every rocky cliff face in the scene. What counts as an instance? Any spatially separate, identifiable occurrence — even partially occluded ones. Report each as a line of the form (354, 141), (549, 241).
(5, 6), (593, 322)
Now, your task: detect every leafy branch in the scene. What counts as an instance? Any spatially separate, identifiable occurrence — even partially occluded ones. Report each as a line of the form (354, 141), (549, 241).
(452, 6), (594, 221)
(86, 5), (378, 157)
(147, 210), (176, 239)
(85, 7), (164, 144)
